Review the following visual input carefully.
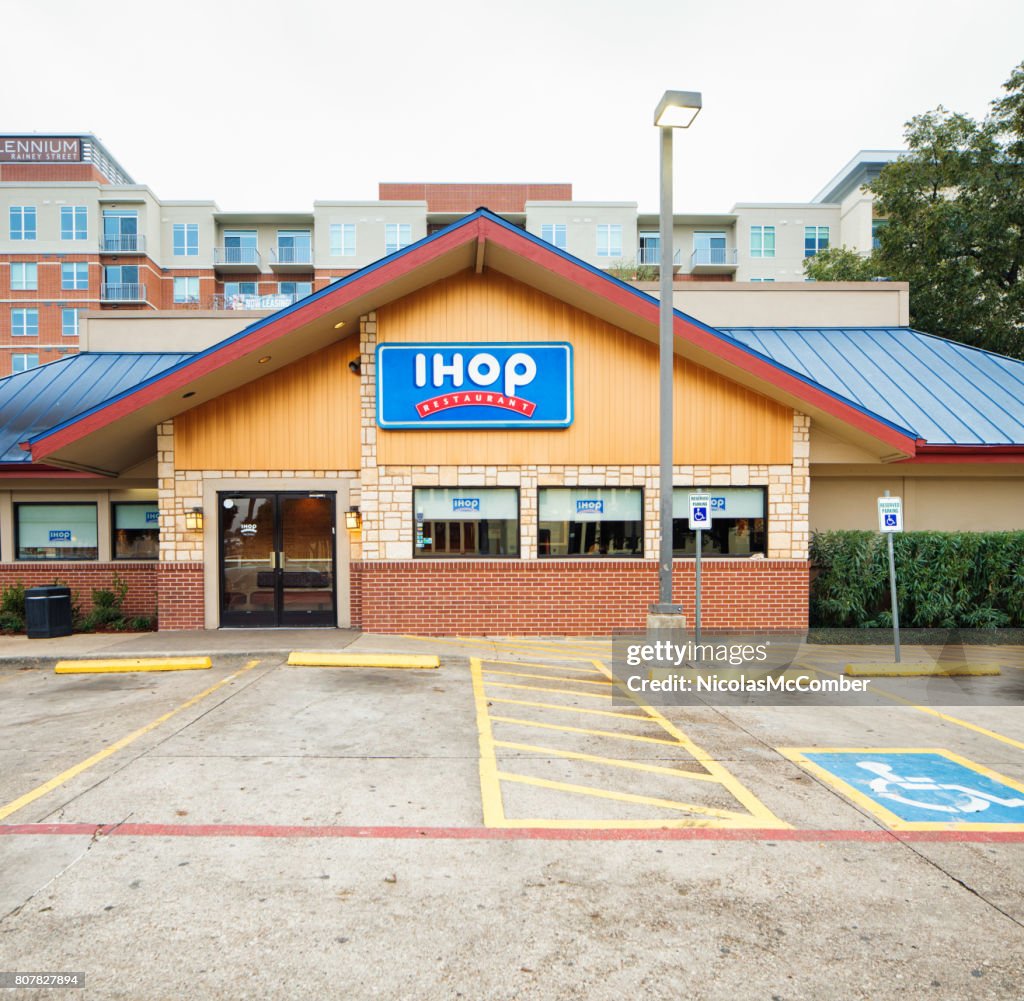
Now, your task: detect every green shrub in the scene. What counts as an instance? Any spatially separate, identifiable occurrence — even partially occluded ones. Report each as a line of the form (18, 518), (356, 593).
(0, 583), (27, 633)
(810, 531), (1024, 628)
(78, 572), (134, 633)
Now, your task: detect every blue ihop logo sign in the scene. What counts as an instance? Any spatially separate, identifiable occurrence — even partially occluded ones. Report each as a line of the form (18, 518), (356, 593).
(376, 342), (573, 429)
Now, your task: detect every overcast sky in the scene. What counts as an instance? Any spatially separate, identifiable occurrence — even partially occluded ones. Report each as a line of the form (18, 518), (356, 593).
(3, 0), (1022, 213)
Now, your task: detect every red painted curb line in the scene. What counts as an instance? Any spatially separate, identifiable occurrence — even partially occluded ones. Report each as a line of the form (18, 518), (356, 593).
(2, 823), (1023, 843)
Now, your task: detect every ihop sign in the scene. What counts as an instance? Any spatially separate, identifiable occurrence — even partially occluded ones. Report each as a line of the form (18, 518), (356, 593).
(376, 342), (573, 429)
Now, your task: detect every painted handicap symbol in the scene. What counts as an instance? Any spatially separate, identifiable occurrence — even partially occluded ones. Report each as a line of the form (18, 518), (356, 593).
(857, 761), (1024, 815)
(884, 514), (898, 527)
(693, 507), (707, 522)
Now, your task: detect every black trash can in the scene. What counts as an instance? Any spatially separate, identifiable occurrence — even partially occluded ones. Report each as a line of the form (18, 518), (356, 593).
(25, 586), (73, 639)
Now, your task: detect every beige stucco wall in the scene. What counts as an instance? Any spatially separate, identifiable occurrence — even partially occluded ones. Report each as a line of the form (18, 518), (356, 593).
(810, 471), (1024, 532)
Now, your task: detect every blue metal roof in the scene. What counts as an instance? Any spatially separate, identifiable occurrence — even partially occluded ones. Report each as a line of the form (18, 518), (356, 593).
(0, 353), (191, 464)
(723, 327), (1024, 446)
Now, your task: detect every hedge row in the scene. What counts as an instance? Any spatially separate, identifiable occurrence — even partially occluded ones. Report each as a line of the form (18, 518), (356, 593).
(809, 531), (1024, 628)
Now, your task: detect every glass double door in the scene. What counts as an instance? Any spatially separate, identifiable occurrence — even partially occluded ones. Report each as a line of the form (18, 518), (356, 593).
(220, 492), (336, 627)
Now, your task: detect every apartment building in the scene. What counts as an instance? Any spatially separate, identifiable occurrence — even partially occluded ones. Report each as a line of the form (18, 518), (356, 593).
(0, 133), (898, 377)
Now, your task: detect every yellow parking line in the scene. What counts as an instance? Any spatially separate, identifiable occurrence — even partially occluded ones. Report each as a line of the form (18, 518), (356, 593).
(497, 771), (755, 821)
(489, 715), (686, 747)
(470, 658), (506, 826)
(493, 739), (722, 781)
(490, 816), (763, 830)
(804, 660), (1024, 754)
(592, 659), (788, 827)
(487, 658), (607, 675)
(0, 660), (261, 823)
(488, 696), (659, 722)
(483, 668), (612, 686)
(484, 681), (613, 701)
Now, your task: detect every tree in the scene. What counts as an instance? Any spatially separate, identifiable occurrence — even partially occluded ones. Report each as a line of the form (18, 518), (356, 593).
(806, 62), (1024, 359)
(804, 246), (886, 282)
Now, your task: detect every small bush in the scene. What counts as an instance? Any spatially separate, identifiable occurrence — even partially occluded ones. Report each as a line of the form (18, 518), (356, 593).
(810, 531), (1024, 628)
(0, 583), (27, 633)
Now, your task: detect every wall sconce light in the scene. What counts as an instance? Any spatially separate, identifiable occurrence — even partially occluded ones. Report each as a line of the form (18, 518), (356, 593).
(345, 506), (362, 531)
(185, 507), (204, 531)
(348, 360), (360, 375)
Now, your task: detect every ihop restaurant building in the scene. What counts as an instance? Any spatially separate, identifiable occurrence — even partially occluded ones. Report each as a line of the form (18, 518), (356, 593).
(2, 211), (1023, 633)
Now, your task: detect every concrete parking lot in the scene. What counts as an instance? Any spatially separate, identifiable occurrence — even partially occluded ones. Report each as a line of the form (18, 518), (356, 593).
(1, 634), (1023, 1000)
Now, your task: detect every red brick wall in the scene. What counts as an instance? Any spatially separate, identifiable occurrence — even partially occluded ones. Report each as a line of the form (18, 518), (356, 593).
(156, 562), (205, 630)
(350, 560), (809, 635)
(378, 183), (573, 213)
(0, 562), (157, 616)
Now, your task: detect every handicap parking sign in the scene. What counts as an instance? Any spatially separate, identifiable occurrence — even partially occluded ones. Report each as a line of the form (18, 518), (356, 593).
(877, 496), (903, 533)
(688, 493), (712, 529)
(884, 514), (898, 527)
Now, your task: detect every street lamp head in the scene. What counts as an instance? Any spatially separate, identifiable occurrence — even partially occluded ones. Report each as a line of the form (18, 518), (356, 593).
(654, 90), (703, 129)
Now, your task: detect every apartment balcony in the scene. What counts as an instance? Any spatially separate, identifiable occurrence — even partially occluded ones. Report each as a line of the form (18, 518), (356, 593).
(269, 246), (314, 272)
(689, 247), (739, 274)
(100, 234), (146, 254)
(213, 247), (261, 272)
(636, 248), (682, 271)
(101, 283), (146, 302)
(211, 292), (302, 311)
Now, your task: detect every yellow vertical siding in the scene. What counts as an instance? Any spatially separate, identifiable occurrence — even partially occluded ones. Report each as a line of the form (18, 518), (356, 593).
(174, 336), (361, 470)
(377, 271), (792, 465)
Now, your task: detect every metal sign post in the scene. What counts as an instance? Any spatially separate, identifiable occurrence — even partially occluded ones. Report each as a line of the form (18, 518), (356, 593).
(688, 494), (712, 653)
(877, 491), (903, 663)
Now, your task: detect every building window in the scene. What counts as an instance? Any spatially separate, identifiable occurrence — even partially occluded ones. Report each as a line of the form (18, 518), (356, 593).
(278, 281), (312, 300)
(672, 487), (767, 557)
(750, 277), (776, 283)
(10, 262), (38, 291)
(538, 487), (643, 557)
(10, 206), (36, 241)
(112, 502), (159, 560)
(596, 224), (622, 258)
(330, 223), (356, 257)
(750, 225), (775, 258)
(15, 503), (98, 561)
(872, 218), (886, 250)
(693, 232), (728, 266)
(60, 206), (88, 241)
(173, 223), (199, 256)
(62, 308), (80, 337)
(102, 210), (139, 252)
(103, 265), (140, 300)
(385, 224), (412, 255)
(804, 225), (829, 257)
(12, 308), (38, 336)
(12, 354), (39, 373)
(61, 262), (89, 290)
(541, 224), (567, 250)
(173, 276), (200, 303)
(638, 232), (660, 265)
(413, 488), (519, 557)
(276, 230), (312, 264)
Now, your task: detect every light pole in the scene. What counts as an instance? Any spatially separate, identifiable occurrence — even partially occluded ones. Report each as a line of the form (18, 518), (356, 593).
(649, 90), (702, 621)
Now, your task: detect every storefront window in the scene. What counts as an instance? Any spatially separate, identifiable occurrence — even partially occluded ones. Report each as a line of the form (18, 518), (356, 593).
(16, 503), (98, 561)
(112, 502), (160, 560)
(413, 488), (519, 557)
(672, 487), (767, 557)
(538, 487), (643, 557)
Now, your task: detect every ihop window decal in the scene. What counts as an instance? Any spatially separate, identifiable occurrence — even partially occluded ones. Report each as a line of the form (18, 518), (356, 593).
(376, 342), (573, 429)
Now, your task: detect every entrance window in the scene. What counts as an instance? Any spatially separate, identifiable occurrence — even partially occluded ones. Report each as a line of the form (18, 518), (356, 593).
(220, 492), (337, 627)
(223, 230), (258, 266)
(671, 487), (767, 556)
(639, 232), (660, 265)
(276, 230), (312, 265)
(413, 488), (519, 557)
(538, 487), (643, 557)
(112, 502), (159, 559)
(16, 503), (98, 560)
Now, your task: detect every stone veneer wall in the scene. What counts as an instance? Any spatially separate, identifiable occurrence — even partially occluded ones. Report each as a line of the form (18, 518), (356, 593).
(350, 312), (811, 634)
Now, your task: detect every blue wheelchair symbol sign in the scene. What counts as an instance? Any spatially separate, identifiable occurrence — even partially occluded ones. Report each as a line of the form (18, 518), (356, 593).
(693, 506), (707, 523)
(884, 514), (898, 527)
